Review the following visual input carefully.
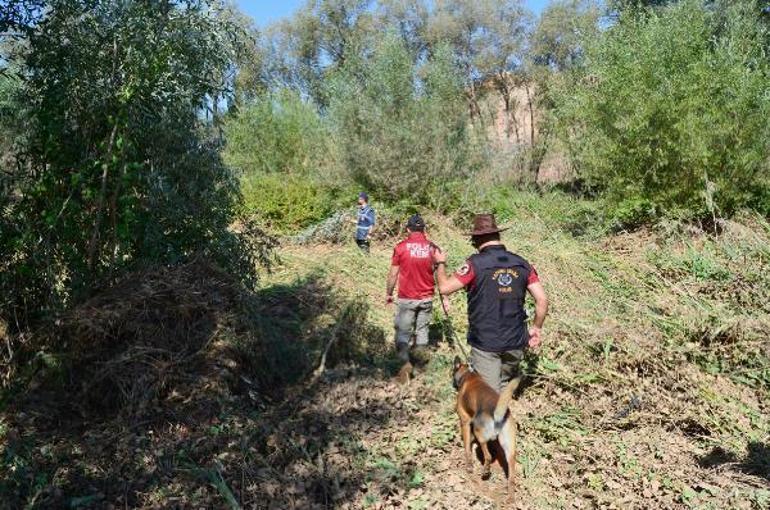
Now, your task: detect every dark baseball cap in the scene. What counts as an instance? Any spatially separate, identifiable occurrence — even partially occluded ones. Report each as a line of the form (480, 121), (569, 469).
(407, 213), (425, 231)
(358, 191), (369, 201)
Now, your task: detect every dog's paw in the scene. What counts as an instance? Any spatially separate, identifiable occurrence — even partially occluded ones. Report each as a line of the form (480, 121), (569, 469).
(464, 460), (474, 474)
(480, 467), (491, 481)
(505, 482), (517, 502)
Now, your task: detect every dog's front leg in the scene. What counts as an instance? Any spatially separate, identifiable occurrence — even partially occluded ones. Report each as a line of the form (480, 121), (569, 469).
(459, 418), (473, 473)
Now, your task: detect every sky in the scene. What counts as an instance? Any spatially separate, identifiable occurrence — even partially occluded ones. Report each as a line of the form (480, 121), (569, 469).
(236, 0), (551, 28)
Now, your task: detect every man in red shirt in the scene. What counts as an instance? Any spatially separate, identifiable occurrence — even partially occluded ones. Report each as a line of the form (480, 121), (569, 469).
(386, 214), (444, 367)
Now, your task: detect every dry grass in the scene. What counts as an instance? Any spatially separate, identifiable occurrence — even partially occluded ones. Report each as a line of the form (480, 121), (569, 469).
(1, 192), (768, 509)
(269, 197), (770, 508)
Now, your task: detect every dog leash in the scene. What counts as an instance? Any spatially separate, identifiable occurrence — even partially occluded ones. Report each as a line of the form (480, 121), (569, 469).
(432, 244), (469, 362)
(440, 297), (470, 362)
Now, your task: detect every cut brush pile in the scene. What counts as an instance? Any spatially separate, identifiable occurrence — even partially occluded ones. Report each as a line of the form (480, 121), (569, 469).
(14, 260), (246, 420)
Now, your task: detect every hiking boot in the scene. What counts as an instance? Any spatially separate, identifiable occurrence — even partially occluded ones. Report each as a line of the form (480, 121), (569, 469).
(395, 361), (413, 385)
(411, 345), (432, 368)
(396, 342), (410, 363)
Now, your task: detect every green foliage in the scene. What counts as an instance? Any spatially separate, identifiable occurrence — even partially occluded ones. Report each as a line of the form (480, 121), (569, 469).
(609, 197), (658, 232)
(258, 0), (376, 106)
(552, 0), (770, 220)
(227, 1), (539, 215)
(241, 173), (350, 233)
(424, 0), (530, 85)
(328, 35), (482, 210)
(0, 49), (27, 175)
(0, 0), (265, 325)
(530, 0), (601, 71)
(466, 185), (585, 229)
(223, 88), (354, 233)
(223, 89), (334, 177)
(644, 213), (770, 389)
(0, 73), (22, 149)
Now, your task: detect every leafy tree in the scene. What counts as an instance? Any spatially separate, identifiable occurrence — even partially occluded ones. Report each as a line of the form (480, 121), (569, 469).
(222, 89), (353, 232)
(418, 1), (537, 182)
(552, 0), (770, 220)
(0, 0), (44, 63)
(376, 0), (430, 56)
(1, 0), (261, 324)
(425, 0), (531, 119)
(328, 35), (479, 209)
(531, 0), (601, 72)
(313, 0), (375, 65)
(609, 0), (677, 10)
(222, 5), (268, 107)
(258, 0), (375, 105)
(247, 1), (532, 118)
(0, 47), (26, 170)
(223, 88), (334, 178)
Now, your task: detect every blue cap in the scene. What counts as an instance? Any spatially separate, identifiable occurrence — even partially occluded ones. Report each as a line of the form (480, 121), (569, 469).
(407, 214), (425, 231)
(358, 191), (369, 201)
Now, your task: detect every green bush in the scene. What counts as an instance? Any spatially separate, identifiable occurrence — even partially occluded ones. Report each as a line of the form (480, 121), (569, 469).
(551, 0), (770, 220)
(0, 1), (264, 326)
(241, 173), (352, 233)
(607, 197), (658, 232)
(223, 89), (336, 178)
(223, 89), (356, 233)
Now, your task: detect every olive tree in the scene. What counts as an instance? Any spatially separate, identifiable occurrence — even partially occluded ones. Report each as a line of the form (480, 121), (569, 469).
(425, 0), (531, 119)
(328, 35), (480, 209)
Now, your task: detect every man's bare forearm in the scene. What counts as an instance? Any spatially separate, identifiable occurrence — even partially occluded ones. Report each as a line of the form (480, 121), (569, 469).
(532, 298), (548, 329)
(386, 272), (398, 297)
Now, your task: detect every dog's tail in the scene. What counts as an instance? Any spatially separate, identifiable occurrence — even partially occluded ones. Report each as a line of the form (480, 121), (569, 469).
(493, 377), (521, 424)
(472, 377), (522, 442)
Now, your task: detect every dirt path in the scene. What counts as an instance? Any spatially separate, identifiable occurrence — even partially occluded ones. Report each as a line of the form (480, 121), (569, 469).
(258, 229), (770, 510)
(248, 347), (768, 510)
(248, 356), (523, 510)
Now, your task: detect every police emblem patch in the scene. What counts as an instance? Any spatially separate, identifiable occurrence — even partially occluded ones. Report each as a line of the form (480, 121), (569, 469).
(456, 263), (470, 276)
(491, 268), (519, 294)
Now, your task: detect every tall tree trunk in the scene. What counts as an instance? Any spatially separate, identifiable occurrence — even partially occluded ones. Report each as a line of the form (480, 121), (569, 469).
(466, 82), (481, 120)
(525, 83), (535, 147)
(524, 83), (543, 183)
(87, 122), (118, 272)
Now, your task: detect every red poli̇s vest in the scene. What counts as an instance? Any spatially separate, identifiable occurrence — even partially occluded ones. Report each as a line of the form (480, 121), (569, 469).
(466, 245), (532, 352)
(393, 232), (436, 300)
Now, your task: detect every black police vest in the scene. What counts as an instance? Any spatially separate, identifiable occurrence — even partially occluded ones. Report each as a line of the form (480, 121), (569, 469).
(466, 245), (531, 352)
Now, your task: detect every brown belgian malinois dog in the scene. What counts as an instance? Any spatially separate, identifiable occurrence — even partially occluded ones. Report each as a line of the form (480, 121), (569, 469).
(453, 356), (520, 495)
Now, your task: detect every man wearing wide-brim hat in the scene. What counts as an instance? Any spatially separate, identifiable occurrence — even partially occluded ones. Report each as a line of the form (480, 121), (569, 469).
(433, 214), (549, 393)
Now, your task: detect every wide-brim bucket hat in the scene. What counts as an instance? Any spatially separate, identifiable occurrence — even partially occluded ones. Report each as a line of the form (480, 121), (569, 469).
(465, 213), (508, 237)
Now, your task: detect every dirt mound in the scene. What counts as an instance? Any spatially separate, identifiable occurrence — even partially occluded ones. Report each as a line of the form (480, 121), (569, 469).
(0, 256), (397, 508)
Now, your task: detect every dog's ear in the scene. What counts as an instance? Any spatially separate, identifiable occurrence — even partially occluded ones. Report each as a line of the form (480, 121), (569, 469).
(453, 355), (462, 370)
